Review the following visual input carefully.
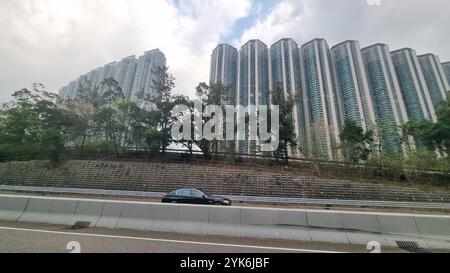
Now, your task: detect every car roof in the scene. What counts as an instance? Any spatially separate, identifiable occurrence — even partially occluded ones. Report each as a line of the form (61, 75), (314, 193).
(176, 188), (204, 191)
(172, 188), (207, 194)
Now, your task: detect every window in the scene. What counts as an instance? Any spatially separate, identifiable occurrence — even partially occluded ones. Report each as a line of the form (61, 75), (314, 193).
(177, 189), (192, 196)
(191, 189), (205, 197)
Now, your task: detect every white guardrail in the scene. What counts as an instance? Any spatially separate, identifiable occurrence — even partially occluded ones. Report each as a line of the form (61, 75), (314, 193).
(0, 194), (450, 249)
(0, 185), (450, 210)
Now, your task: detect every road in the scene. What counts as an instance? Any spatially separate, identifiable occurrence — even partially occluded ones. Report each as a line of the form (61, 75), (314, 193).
(0, 220), (406, 253)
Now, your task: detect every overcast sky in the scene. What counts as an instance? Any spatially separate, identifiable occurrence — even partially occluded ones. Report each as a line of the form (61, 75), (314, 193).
(1, 0), (449, 103)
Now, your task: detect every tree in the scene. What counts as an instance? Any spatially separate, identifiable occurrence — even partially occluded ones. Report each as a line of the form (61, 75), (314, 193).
(40, 128), (65, 162)
(145, 129), (166, 154)
(195, 83), (230, 158)
(403, 95), (450, 156)
(402, 119), (437, 152)
(72, 78), (127, 153)
(139, 66), (185, 154)
(270, 83), (297, 165)
(339, 119), (375, 163)
(434, 95), (450, 154)
(0, 84), (76, 161)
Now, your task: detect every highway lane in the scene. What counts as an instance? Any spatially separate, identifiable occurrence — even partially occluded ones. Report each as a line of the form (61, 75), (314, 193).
(0, 221), (406, 253)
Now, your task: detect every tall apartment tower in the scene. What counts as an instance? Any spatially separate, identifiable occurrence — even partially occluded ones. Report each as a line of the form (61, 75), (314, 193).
(58, 86), (68, 101)
(58, 49), (166, 105)
(391, 48), (437, 122)
(418, 54), (449, 109)
(99, 62), (117, 85)
(330, 40), (376, 132)
(237, 39), (270, 155)
(130, 49), (166, 103)
(270, 38), (306, 156)
(114, 55), (137, 99)
(442, 62), (450, 87)
(300, 38), (341, 160)
(361, 43), (409, 155)
(210, 44), (239, 105)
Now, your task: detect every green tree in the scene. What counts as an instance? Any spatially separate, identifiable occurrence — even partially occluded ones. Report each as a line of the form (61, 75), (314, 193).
(145, 129), (166, 154)
(0, 84), (76, 161)
(403, 95), (450, 155)
(340, 119), (375, 162)
(138, 66), (184, 154)
(270, 82), (297, 165)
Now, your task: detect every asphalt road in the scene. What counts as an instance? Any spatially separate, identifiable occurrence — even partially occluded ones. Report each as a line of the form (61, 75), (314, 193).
(0, 220), (407, 253)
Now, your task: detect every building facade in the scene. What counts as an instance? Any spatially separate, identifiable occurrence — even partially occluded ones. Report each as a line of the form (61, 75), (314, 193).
(300, 39), (341, 160)
(418, 54), (449, 109)
(236, 40), (270, 155)
(202, 39), (450, 159)
(442, 62), (450, 87)
(114, 56), (137, 99)
(361, 44), (410, 155)
(270, 38), (306, 156)
(210, 44), (239, 105)
(58, 49), (166, 105)
(130, 49), (166, 103)
(391, 48), (437, 122)
(330, 40), (376, 132)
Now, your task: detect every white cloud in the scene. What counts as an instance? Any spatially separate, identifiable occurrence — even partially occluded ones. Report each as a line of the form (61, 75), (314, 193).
(2, 0), (449, 103)
(0, 0), (252, 102)
(237, 0), (450, 60)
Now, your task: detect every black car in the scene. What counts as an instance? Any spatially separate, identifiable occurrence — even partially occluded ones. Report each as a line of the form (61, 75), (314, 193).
(162, 188), (232, 206)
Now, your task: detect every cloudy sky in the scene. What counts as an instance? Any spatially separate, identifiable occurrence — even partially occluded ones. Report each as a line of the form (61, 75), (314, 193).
(1, 0), (449, 103)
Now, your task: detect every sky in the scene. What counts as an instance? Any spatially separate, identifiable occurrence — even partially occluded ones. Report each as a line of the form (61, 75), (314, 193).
(1, 0), (450, 103)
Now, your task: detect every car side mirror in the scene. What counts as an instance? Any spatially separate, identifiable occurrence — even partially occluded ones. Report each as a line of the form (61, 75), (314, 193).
(202, 195), (206, 199)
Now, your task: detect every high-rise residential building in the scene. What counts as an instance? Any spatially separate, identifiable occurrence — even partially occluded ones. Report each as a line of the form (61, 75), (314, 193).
(391, 48), (437, 122)
(237, 39), (270, 154)
(58, 86), (68, 101)
(130, 49), (166, 103)
(442, 62), (450, 87)
(210, 44), (239, 105)
(361, 43), (410, 155)
(418, 54), (449, 109)
(114, 56), (137, 99)
(99, 62), (117, 88)
(65, 80), (80, 100)
(270, 38), (306, 156)
(330, 40), (376, 132)
(300, 38), (341, 160)
(58, 49), (166, 104)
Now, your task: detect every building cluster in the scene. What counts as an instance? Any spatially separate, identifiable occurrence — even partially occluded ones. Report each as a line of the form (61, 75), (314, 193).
(210, 39), (450, 159)
(58, 49), (166, 103)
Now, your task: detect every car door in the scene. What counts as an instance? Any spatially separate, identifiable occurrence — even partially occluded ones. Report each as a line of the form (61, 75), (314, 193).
(191, 189), (209, 205)
(177, 189), (193, 204)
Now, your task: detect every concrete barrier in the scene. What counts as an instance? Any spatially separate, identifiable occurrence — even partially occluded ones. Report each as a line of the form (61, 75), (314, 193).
(208, 206), (241, 237)
(273, 209), (310, 241)
(0, 196), (29, 221)
(73, 200), (105, 227)
(18, 198), (53, 224)
(306, 210), (348, 244)
(377, 213), (421, 237)
(47, 199), (79, 225)
(95, 202), (122, 229)
(176, 205), (210, 235)
(1, 194), (450, 249)
(147, 203), (179, 233)
(116, 203), (152, 231)
(240, 208), (275, 239)
(341, 212), (382, 234)
(414, 215), (450, 239)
